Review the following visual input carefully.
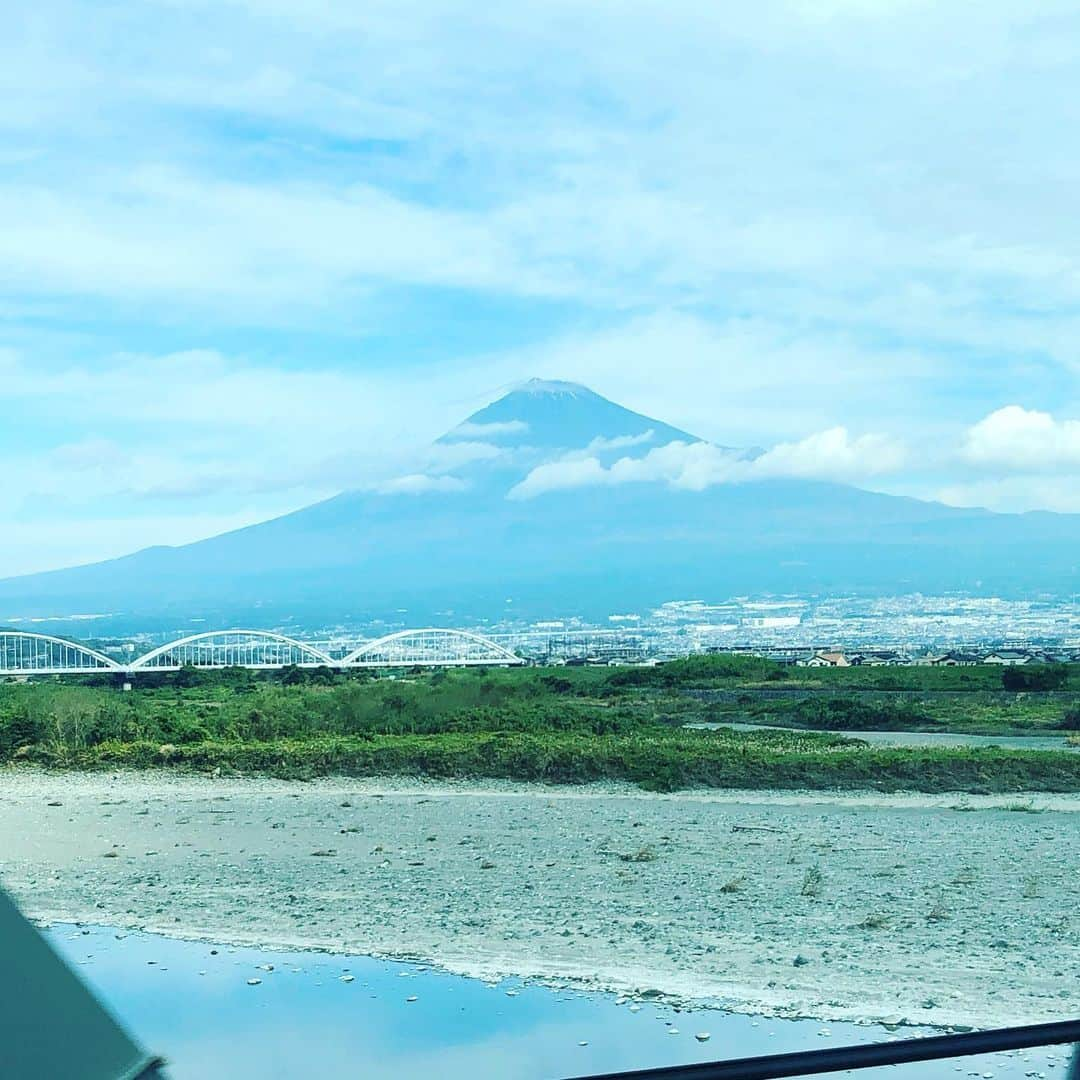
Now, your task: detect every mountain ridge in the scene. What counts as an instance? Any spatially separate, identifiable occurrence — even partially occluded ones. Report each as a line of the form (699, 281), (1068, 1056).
(2, 380), (1078, 626)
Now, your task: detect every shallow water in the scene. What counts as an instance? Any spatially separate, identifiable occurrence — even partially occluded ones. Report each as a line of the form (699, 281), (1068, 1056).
(46, 925), (1074, 1080)
(708, 722), (1079, 751)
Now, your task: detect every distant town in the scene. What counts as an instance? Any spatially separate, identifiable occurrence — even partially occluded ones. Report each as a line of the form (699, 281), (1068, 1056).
(8, 592), (1077, 671)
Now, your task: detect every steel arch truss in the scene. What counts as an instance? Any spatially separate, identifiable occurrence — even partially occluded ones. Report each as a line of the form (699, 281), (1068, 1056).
(128, 630), (335, 671)
(0, 632), (122, 677)
(342, 628), (523, 668)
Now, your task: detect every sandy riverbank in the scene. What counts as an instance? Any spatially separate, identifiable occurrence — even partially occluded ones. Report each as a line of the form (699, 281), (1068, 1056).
(2, 769), (1077, 1029)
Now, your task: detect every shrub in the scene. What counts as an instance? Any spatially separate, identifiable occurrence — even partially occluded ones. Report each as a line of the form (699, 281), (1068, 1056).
(1056, 707), (1080, 731)
(1002, 664), (1069, 692)
(607, 654), (783, 688)
(789, 697), (938, 731)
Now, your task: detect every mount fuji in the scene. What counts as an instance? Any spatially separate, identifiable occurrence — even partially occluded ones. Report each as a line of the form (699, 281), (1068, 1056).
(2, 379), (1079, 629)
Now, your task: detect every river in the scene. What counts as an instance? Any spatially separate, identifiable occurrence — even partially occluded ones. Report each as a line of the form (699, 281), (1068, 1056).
(47, 924), (1074, 1080)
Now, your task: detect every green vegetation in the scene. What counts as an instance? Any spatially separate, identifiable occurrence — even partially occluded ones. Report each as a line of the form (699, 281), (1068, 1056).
(1, 656), (1078, 793)
(607, 653), (788, 687)
(710, 692), (1077, 736)
(1001, 664), (1070, 691)
(676, 657), (1080, 736)
(785, 697), (938, 731)
(703, 659), (1080, 693)
(1059, 707), (1080, 731)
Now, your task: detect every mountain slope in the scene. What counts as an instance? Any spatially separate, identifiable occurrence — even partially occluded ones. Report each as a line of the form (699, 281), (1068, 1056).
(2, 380), (1079, 626)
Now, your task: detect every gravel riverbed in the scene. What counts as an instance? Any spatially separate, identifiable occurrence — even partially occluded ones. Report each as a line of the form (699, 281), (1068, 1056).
(2, 770), (1077, 1030)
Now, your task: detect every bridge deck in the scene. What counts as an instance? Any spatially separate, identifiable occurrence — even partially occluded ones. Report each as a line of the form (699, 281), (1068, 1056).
(0, 628), (524, 676)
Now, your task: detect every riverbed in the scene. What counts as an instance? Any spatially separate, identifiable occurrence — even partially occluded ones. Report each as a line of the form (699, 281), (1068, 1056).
(3, 770), (1079, 1031)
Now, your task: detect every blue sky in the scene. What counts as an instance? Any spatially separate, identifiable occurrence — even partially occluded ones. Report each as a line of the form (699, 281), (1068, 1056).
(4, 1), (1080, 575)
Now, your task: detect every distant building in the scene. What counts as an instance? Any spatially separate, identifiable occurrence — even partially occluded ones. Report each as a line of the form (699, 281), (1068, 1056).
(761, 648), (811, 667)
(800, 651), (850, 668)
(926, 650), (983, 666)
(983, 649), (1046, 666)
(1044, 649), (1080, 664)
(848, 649), (903, 666)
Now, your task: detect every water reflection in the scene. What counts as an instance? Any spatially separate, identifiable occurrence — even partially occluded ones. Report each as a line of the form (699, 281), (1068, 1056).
(47, 925), (1071, 1080)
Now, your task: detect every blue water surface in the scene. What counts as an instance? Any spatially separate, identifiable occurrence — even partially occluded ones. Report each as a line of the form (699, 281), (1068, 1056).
(47, 925), (1072, 1080)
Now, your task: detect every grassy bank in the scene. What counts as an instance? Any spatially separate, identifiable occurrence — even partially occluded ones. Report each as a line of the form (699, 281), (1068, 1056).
(3, 657), (1079, 792)
(15, 728), (1080, 793)
(696, 692), (1080, 736)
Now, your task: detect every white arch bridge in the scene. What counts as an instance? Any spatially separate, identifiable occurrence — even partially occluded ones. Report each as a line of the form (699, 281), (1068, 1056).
(0, 629), (524, 678)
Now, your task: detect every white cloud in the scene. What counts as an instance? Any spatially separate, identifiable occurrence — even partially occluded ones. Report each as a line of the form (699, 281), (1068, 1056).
(961, 406), (1080, 471)
(444, 420), (530, 440)
(508, 456), (611, 499)
(506, 441), (744, 499)
(508, 428), (906, 499)
(7, 0), (1080, 360)
(0, 171), (549, 311)
(373, 473), (468, 495)
(0, 345), (473, 450)
(586, 431), (655, 453)
(752, 427), (908, 480)
(48, 438), (129, 471)
(420, 440), (505, 472)
(5, 0), (1080, 569)
(940, 405), (1080, 512)
(611, 441), (746, 491)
